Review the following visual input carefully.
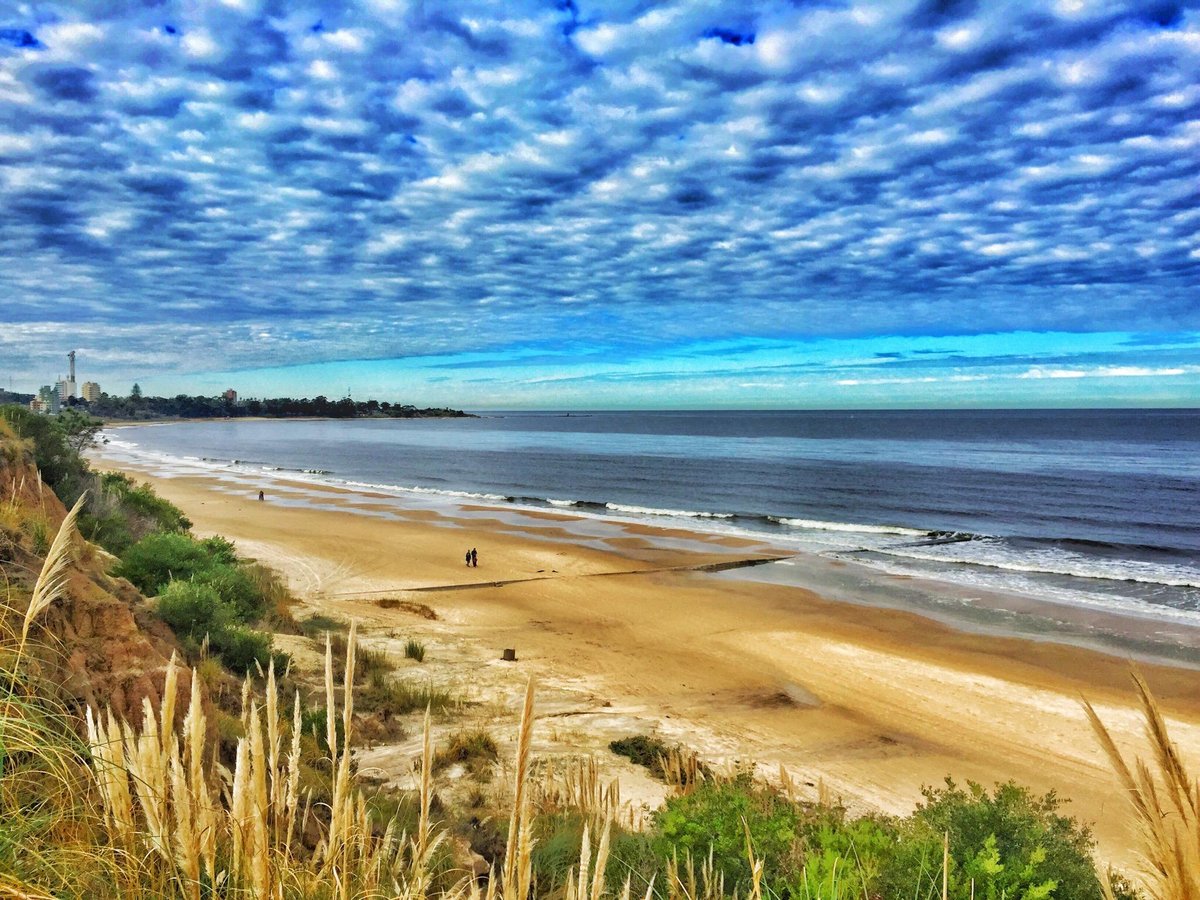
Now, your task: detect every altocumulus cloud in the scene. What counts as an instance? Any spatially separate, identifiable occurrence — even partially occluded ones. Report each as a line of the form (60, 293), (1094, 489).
(0, 0), (1198, 401)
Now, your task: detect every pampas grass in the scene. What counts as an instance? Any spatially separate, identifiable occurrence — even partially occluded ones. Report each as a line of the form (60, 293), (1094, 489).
(17, 494), (84, 661)
(1084, 671), (1200, 900)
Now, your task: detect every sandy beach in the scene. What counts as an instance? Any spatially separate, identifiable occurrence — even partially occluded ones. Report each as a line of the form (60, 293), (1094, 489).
(92, 447), (1200, 871)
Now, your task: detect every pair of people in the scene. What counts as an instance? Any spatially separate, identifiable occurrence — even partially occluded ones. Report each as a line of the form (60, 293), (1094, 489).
(464, 547), (478, 567)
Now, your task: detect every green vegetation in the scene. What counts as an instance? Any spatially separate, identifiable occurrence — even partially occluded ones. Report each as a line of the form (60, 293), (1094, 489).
(876, 779), (1115, 900)
(519, 775), (1134, 900)
(0, 403), (287, 675)
(609, 734), (671, 776)
(0, 405), (191, 556)
(358, 672), (457, 717)
(112, 529), (286, 673)
(84, 390), (469, 420)
(404, 638), (426, 662)
(653, 774), (803, 896)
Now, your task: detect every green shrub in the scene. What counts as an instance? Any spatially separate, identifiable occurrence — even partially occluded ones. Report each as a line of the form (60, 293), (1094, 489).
(202, 563), (266, 622)
(610, 734), (670, 776)
(878, 779), (1107, 900)
(113, 532), (213, 595)
(790, 816), (895, 900)
(199, 534), (238, 565)
(99, 472), (191, 533)
(652, 774), (802, 895)
(77, 510), (134, 556)
(155, 581), (231, 639)
(208, 626), (280, 675)
(24, 516), (50, 556)
(404, 639), (426, 662)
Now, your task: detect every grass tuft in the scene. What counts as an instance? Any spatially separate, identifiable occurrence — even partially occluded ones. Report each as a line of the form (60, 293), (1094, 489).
(433, 728), (498, 774)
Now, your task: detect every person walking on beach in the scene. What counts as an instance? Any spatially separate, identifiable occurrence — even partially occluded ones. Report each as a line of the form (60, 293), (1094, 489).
(465, 549), (471, 567)
(470, 547), (478, 568)
(258, 489), (265, 502)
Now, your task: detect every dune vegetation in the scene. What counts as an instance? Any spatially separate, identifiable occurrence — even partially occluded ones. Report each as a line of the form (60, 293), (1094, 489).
(0, 405), (1195, 898)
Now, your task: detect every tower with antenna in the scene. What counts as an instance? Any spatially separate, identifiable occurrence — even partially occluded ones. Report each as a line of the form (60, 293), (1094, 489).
(57, 350), (78, 403)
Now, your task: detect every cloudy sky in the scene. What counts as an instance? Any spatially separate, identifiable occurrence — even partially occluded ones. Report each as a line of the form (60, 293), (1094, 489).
(1, 0), (1198, 408)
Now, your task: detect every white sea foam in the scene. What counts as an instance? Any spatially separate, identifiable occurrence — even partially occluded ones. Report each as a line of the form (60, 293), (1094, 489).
(874, 538), (1200, 589)
(851, 553), (1200, 626)
(768, 516), (928, 536)
(547, 498), (577, 507)
(605, 502), (735, 519)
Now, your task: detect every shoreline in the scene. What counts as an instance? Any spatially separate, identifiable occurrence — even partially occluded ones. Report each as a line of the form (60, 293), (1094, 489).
(89, 444), (1200, 872)
(97, 422), (1200, 669)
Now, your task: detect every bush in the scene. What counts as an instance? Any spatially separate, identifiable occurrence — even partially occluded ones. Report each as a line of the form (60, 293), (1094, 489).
(199, 535), (238, 565)
(202, 564), (266, 622)
(155, 581), (231, 639)
(404, 639), (425, 662)
(100, 472), (191, 534)
(790, 815), (895, 900)
(154, 579), (281, 675)
(878, 779), (1107, 900)
(208, 626), (280, 675)
(652, 774), (803, 895)
(113, 532), (213, 595)
(610, 734), (671, 776)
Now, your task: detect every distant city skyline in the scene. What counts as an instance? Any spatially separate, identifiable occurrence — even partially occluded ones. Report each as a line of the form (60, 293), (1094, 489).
(2, 2), (1198, 408)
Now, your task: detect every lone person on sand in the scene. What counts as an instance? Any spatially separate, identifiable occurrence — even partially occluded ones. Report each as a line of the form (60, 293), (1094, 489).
(471, 547), (478, 568)
(258, 490), (265, 502)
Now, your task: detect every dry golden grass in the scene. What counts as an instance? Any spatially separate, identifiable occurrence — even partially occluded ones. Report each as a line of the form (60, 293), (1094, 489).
(1085, 672), (1200, 900)
(532, 756), (642, 831)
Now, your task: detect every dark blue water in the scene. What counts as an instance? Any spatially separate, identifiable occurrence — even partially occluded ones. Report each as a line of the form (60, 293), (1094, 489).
(106, 409), (1200, 625)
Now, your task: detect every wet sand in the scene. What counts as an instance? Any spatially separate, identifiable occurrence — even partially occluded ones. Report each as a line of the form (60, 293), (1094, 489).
(92, 450), (1200, 872)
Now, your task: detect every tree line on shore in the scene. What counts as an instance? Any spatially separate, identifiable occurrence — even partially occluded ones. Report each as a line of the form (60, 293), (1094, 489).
(72, 387), (469, 420)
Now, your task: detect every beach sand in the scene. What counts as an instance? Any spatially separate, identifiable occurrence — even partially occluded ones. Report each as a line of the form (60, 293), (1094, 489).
(93, 451), (1200, 871)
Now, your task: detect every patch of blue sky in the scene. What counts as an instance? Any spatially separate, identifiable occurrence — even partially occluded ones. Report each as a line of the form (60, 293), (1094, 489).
(0, 1), (1198, 407)
(172, 331), (1200, 409)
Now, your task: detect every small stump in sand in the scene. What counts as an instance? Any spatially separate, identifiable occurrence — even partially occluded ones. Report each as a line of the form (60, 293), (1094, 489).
(501, 648), (517, 662)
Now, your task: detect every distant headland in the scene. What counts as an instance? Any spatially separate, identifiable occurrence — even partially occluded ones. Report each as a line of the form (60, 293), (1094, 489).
(91, 389), (472, 421)
(1, 385), (469, 422)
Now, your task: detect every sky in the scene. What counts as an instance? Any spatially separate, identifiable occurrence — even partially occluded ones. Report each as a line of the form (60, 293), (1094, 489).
(1, 0), (1198, 409)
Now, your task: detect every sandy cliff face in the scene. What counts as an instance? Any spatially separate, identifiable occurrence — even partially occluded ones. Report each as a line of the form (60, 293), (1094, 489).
(0, 432), (204, 730)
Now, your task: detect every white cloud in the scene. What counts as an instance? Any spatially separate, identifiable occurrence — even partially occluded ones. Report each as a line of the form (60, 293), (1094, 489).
(181, 30), (221, 60)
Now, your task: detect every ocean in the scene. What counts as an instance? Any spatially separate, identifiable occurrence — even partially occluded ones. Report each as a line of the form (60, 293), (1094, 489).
(102, 409), (1200, 658)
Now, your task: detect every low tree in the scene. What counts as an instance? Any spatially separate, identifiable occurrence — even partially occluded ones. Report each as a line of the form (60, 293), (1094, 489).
(56, 408), (106, 454)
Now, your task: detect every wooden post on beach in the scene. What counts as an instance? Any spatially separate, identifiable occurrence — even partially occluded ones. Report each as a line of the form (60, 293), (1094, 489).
(501, 648), (517, 662)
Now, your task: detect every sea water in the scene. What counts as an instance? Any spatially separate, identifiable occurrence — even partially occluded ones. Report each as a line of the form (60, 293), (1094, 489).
(102, 409), (1200, 653)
